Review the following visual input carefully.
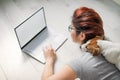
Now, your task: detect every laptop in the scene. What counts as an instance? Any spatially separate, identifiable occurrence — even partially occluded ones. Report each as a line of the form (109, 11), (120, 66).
(14, 7), (67, 64)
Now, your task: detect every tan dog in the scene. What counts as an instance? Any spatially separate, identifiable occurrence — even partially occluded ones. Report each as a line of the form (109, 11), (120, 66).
(82, 36), (120, 70)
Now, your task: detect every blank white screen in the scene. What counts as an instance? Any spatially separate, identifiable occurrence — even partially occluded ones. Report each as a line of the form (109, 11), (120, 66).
(15, 8), (46, 48)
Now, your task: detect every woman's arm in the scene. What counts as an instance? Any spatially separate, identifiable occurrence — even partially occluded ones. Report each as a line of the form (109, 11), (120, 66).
(42, 59), (55, 80)
(41, 45), (77, 80)
(42, 45), (56, 80)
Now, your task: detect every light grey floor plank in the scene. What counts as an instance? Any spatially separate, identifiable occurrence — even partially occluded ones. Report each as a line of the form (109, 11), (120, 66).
(0, 64), (6, 80)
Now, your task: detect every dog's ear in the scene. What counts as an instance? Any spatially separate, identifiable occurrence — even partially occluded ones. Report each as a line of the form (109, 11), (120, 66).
(86, 36), (103, 56)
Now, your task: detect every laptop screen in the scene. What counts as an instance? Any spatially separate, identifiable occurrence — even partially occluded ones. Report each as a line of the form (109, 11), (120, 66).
(15, 7), (46, 48)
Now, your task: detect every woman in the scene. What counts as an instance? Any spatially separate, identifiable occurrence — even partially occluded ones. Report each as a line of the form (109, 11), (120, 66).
(41, 7), (120, 80)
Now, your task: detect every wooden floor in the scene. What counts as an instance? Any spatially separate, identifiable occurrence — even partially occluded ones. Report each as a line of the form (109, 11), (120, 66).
(0, 0), (120, 80)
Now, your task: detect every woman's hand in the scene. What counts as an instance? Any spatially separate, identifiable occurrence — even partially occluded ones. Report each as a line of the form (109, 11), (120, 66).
(42, 45), (77, 80)
(43, 45), (56, 63)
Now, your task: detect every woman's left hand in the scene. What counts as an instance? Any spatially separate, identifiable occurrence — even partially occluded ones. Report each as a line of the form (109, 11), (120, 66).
(43, 45), (56, 63)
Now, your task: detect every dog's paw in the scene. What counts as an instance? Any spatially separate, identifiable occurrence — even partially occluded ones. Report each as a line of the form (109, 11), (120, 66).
(81, 41), (89, 52)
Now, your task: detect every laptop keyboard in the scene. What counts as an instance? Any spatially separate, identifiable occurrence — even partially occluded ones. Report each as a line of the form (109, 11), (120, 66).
(33, 34), (66, 53)
(23, 33), (67, 63)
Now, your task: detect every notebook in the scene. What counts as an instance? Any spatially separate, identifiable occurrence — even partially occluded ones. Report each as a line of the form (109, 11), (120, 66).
(14, 7), (67, 63)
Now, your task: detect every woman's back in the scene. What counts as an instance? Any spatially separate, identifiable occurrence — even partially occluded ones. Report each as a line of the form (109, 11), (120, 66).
(68, 52), (120, 80)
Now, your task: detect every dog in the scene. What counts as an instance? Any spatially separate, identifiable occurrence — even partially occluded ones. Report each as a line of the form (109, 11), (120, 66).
(80, 36), (103, 56)
(81, 36), (120, 70)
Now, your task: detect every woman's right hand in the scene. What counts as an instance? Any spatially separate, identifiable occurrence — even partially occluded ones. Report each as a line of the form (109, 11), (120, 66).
(43, 45), (56, 63)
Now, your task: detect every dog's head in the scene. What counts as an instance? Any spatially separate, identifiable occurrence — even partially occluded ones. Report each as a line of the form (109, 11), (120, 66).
(85, 36), (104, 56)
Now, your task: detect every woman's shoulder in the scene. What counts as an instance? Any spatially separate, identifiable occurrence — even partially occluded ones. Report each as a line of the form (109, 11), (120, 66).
(67, 52), (105, 75)
(79, 51), (105, 62)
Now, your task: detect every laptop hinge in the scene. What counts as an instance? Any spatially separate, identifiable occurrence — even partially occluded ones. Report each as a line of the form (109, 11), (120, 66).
(21, 26), (47, 49)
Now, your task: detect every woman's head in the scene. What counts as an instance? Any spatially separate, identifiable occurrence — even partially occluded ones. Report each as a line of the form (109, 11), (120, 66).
(70, 7), (104, 44)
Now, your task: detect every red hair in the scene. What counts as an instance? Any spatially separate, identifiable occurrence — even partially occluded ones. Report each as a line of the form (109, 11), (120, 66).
(72, 7), (104, 43)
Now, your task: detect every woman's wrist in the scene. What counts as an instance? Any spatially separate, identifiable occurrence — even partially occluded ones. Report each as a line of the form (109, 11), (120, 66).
(46, 58), (55, 64)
